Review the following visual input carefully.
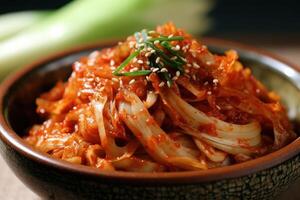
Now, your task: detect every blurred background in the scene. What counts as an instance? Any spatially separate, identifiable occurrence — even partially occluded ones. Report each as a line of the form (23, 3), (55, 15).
(1, 0), (300, 36)
(0, 0), (299, 199)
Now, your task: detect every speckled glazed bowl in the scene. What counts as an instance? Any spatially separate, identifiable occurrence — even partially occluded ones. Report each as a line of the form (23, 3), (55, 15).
(0, 38), (299, 200)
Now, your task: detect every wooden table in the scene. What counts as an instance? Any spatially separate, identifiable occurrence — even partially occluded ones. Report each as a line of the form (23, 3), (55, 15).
(0, 42), (299, 200)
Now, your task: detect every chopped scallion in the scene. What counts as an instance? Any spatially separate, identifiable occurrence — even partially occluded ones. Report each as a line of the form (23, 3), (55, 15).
(114, 70), (151, 76)
(147, 36), (184, 42)
(113, 49), (141, 75)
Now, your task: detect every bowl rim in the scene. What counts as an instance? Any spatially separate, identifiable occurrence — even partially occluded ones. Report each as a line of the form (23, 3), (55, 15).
(0, 37), (299, 184)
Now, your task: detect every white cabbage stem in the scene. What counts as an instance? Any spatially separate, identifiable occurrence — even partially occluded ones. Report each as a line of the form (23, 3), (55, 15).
(160, 89), (262, 155)
(194, 139), (227, 162)
(119, 90), (207, 170)
(93, 95), (138, 160)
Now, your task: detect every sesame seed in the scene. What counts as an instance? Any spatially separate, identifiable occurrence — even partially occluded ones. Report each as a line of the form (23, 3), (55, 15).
(129, 79), (136, 84)
(206, 61), (213, 65)
(172, 76), (178, 81)
(159, 82), (165, 87)
(120, 80), (123, 86)
(216, 105), (221, 110)
(167, 81), (171, 88)
(130, 67), (138, 72)
(112, 78), (119, 82)
(118, 42), (123, 45)
(160, 61), (164, 66)
(182, 45), (189, 51)
(155, 57), (160, 64)
(207, 91), (212, 95)
(146, 61), (150, 65)
(171, 45), (180, 51)
(204, 81), (209, 85)
(152, 68), (159, 72)
(168, 34), (174, 38)
(187, 63), (192, 67)
(185, 69), (190, 73)
(110, 60), (115, 66)
(193, 62), (200, 69)
(138, 38), (143, 43)
(95, 77), (100, 82)
(133, 57), (137, 63)
(154, 40), (160, 45)
(129, 41), (135, 48)
(192, 53), (197, 58)
(192, 75), (196, 80)
(160, 68), (168, 72)
(176, 71), (181, 77)
(147, 36), (152, 40)
(150, 49), (155, 53)
(146, 76), (150, 81)
(110, 66), (116, 70)
(137, 60), (143, 64)
(145, 52), (152, 57)
(170, 56), (177, 60)
(256, 89), (260, 93)
(213, 79), (219, 84)
(148, 30), (156, 34)
(86, 77), (94, 82)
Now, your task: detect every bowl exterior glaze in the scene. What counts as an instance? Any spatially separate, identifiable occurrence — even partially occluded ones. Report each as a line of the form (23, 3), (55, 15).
(0, 138), (299, 200)
(0, 39), (299, 200)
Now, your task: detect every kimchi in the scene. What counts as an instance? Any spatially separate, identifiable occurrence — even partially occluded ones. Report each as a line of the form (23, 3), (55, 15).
(25, 23), (296, 172)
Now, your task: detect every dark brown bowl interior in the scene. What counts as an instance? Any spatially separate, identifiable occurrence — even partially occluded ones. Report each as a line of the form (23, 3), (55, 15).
(0, 38), (299, 184)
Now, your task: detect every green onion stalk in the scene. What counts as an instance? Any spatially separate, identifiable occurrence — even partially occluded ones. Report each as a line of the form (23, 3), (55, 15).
(0, 0), (213, 80)
(0, 11), (51, 41)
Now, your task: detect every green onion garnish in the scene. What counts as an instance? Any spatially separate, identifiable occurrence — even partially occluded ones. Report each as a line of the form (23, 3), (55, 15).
(160, 41), (185, 63)
(145, 41), (184, 73)
(147, 36), (184, 42)
(114, 70), (151, 76)
(113, 32), (186, 86)
(113, 49), (141, 75)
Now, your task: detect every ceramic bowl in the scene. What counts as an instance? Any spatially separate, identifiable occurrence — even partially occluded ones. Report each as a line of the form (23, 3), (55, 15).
(0, 38), (299, 200)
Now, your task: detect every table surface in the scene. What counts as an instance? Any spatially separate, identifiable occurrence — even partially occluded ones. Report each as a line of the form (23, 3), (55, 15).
(0, 42), (299, 200)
